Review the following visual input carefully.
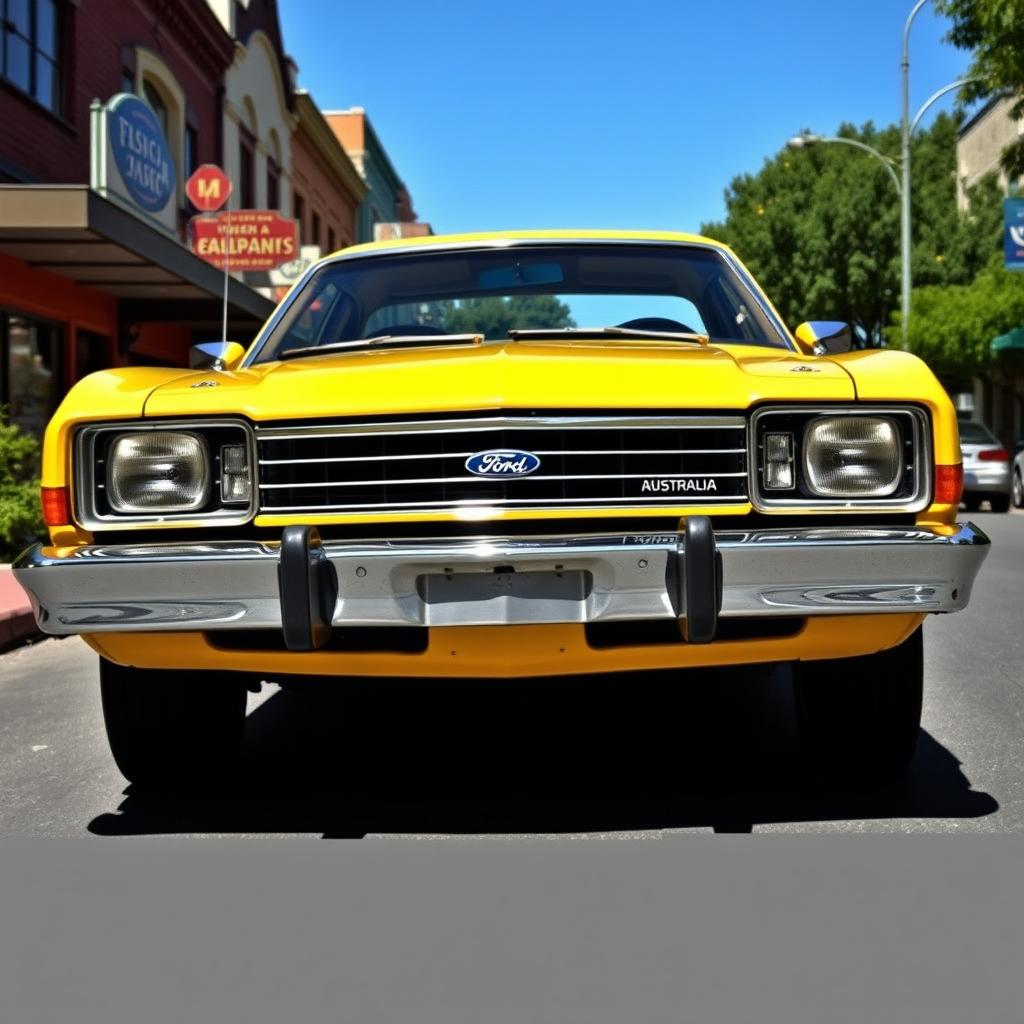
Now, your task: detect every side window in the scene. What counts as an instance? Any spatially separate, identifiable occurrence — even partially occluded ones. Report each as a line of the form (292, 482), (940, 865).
(276, 283), (343, 354)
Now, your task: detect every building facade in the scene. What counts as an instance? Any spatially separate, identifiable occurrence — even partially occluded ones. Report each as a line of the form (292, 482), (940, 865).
(0, 0), (276, 435)
(0, 0), (432, 439)
(207, 0), (297, 217)
(326, 107), (422, 244)
(956, 96), (1022, 210)
(956, 99), (1024, 448)
(290, 91), (365, 256)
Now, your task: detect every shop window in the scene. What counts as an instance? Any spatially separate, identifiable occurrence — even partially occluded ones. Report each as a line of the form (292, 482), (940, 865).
(2, 0), (63, 115)
(267, 157), (280, 211)
(2, 311), (62, 439)
(239, 125), (255, 208)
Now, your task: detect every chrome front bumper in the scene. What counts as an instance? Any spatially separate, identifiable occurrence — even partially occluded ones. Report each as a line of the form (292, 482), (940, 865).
(13, 522), (990, 642)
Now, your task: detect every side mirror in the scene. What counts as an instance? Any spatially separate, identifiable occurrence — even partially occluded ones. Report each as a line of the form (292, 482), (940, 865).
(190, 340), (246, 371)
(793, 321), (853, 356)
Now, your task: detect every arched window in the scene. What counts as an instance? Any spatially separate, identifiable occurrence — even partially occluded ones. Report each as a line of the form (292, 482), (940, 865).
(142, 79), (169, 138)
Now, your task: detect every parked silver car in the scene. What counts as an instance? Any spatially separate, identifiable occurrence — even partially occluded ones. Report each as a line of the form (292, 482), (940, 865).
(959, 420), (1011, 513)
(1013, 440), (1024, 509)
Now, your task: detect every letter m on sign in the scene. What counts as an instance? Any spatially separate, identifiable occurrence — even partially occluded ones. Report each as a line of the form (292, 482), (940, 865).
(186, 164), (232, 212)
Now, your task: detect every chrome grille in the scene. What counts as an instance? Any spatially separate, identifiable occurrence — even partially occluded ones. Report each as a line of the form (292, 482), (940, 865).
(256, 415), (749, 514)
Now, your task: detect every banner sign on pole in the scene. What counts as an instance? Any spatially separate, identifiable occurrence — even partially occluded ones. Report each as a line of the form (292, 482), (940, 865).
(1004, 197), (1024, 270)
(190, 210), (299, 271)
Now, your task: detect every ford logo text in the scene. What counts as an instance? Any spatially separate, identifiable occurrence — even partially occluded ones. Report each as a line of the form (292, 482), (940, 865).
(465, 449), (541, 477)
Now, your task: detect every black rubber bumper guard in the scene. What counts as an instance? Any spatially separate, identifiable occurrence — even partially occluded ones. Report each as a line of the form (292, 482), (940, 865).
(276, 517), (724, 652)
(676, 516), (724, 644)
(277, 526), (338, 651)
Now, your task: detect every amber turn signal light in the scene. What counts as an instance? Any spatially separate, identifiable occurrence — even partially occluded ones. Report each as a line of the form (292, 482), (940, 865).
(41, 486), (71, 527)
(934, 464), (964, 506)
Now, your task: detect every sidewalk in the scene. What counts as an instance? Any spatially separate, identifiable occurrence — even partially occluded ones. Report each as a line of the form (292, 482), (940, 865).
(0, 565), (37, 649)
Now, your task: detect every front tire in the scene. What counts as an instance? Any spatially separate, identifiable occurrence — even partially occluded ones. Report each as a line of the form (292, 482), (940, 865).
(1013, 470), (1023, 509)
(793, 627), (923, 784)
(99, 658), (248, 789)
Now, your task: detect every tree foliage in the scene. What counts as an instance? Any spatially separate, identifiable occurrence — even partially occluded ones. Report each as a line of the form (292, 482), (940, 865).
(700, 115), (1002, 342)
(441, 294), (575, 337)
(0, 412), (42, 563)
(888, 255), (1024, 383)
(936, 0), (1024, 180)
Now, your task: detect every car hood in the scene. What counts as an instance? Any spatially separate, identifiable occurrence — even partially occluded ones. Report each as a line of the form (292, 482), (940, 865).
(142, 340), (857, 419)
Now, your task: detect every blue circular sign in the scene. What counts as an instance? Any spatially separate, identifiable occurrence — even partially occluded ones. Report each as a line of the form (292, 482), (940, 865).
(108, 94), (175, 213)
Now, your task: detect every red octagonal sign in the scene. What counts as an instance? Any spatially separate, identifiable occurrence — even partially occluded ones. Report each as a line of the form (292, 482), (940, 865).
(186, 163), (232, 212)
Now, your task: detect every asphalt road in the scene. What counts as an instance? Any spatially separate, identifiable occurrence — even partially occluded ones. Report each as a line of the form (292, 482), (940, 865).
(1, 510), (1021, 838)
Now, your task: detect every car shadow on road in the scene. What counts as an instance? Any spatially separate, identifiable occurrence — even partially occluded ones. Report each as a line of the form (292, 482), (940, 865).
(88, 665), (998, 837)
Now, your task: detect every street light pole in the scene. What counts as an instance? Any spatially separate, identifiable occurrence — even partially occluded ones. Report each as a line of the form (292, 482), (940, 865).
(902, 0), (929, 348)
(789, 0), (974, 349)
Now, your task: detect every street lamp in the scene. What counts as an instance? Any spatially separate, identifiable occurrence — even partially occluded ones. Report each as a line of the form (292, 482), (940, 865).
(787, 132), (902, 196)
(787, 0), (972, 349)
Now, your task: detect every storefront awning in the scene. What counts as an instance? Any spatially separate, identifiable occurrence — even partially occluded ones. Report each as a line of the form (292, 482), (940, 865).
(992, 327), (1024, 354)
(0, 184), (275, 328)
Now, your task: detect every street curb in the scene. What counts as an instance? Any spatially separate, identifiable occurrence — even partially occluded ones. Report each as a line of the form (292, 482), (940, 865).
(0, 565), (39, 651)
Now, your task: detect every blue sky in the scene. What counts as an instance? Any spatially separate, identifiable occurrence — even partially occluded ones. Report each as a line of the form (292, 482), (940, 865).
(279, 0), (971, 236)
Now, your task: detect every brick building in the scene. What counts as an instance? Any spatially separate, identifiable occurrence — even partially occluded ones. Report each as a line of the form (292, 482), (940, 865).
(0, 0), (275, 437)
(325, 107), (432, 244)
(290, 91), (365, 255)
(0, 0), (432, 439)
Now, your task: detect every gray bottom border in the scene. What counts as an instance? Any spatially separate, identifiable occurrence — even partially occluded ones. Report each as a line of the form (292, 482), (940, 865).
(1, 836), (1022, 1024)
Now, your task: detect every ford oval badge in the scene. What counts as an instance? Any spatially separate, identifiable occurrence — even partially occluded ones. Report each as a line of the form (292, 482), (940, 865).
(465, 449), (541, 478)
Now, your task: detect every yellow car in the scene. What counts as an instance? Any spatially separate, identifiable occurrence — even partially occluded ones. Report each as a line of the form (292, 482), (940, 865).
(14, 230), (989, 786)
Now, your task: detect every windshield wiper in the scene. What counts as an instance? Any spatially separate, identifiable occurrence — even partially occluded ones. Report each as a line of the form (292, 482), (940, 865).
(278, 333), (484, 361)
(507, 326), (710, 346)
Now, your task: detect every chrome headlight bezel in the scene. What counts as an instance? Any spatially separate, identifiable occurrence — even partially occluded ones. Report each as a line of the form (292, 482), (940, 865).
(750, 405), (931, 512)
(74, 419), (258, 529)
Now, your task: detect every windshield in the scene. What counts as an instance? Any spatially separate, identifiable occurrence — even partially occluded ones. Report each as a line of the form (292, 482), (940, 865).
(251, 243), (790, 363)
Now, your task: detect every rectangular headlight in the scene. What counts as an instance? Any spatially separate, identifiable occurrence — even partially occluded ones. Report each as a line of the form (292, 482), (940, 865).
(107, 432), (210, 512)
(75, 419), (256, 528)
(803, 416), (901, 498)
(751, 406), (929, 512)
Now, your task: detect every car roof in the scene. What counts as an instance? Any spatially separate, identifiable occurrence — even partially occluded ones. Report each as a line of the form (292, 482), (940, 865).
(328, 229), (734, 261)
(958, 421), (999, 443)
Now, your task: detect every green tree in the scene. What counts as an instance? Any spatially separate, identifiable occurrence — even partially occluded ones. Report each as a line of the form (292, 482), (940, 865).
(888, 254), (1024, 383)
(441, 294), (575, 337)
(936, 0), (1024, 180)
(700, 115), (1002, 342)
(0, 412), (43, 562)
